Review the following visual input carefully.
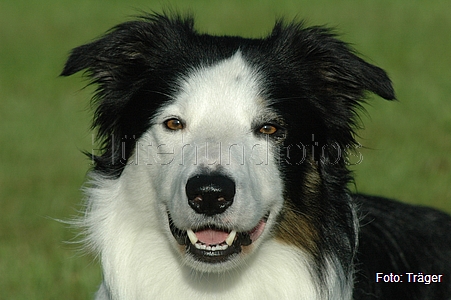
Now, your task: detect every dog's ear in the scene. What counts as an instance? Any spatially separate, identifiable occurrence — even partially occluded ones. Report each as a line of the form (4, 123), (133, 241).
(308, 27), (396, 102)
(301, 24), (395, 153)
(61, 14), (193, 80)
(268, 21), (395, 168)
(271, 21), (395, 102)
(60, 22), (143, 79)
(61, 14), (196, 176)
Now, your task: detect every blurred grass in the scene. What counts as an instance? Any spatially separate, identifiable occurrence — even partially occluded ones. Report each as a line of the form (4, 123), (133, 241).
(1, 0), (450, 298)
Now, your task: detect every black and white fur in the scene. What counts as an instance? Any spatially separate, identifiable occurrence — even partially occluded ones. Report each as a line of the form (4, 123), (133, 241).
(62, 13), (451, 299)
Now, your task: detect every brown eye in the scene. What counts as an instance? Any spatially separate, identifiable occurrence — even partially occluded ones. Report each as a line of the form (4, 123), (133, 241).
(164, 118), (184, 130)
(259, 124), (278, 135)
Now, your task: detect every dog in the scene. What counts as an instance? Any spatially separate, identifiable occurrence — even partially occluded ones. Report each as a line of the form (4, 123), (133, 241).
(61, 13), (451, 299)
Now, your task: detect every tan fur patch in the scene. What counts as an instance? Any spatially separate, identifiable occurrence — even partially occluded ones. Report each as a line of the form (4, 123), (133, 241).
(303, 160), (321, 195)
(274, 160), (322, 256)
(274, 203), (320, 256)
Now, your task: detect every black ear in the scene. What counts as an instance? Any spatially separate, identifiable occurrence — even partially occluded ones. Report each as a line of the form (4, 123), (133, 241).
(60, 22), (141, 78)
(305, 25), (396, 149)
(317, 32), (396, 102)
(300, 24), (396, 102)
(60, 13), (196, 177)
(266, 21), (395, 167)
(270, 21), (395, 101)
(60, 20), (154, 176)
(303, 25), (396, 157)
(61, 14), (193, 78)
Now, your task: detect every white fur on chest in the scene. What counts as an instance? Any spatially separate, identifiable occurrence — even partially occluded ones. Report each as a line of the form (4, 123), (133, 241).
(97, 235), (317, 300)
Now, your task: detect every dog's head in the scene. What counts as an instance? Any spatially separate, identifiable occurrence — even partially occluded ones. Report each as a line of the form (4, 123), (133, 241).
(62, 13), (394, 273)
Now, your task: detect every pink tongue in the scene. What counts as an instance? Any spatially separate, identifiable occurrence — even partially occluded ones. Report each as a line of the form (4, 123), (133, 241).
(195, 229), (229, 246)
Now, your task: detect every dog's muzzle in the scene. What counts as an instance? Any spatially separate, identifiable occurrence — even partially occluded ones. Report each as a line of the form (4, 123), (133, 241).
(169, 173), (268, 264)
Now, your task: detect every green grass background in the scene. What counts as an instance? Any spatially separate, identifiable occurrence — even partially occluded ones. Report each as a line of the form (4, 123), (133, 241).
(1, 0), (450, 298)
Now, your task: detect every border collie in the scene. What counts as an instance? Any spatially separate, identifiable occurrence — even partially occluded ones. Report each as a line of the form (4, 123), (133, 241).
(61, 13), (451, 299)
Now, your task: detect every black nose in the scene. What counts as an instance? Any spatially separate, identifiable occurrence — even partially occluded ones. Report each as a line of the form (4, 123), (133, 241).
(185, 174), (236, 216)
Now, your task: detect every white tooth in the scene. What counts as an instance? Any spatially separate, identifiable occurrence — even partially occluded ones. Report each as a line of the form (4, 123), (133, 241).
(225, 230), (237, 246)
(187, 229), (198, 245)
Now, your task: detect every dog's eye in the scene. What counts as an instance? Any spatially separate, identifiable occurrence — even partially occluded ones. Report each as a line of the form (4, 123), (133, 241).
(259, 124), (278, 135)
(164, 118), (184, 130)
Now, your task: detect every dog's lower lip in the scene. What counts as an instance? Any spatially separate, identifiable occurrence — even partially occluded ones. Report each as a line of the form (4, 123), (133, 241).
(169, 214), (268, 263)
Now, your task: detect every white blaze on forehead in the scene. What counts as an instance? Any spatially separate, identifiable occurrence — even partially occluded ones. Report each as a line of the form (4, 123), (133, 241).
(172, 51), (264, 133)
(139, 51), (277, 172)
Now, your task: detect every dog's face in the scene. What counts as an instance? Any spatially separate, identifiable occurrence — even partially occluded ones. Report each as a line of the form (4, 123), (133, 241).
(61, 14), (394, 274)
(133, 52), (285, 271)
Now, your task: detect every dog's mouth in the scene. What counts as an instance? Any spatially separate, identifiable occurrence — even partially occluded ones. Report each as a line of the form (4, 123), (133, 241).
(169, 214), (269, 264)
